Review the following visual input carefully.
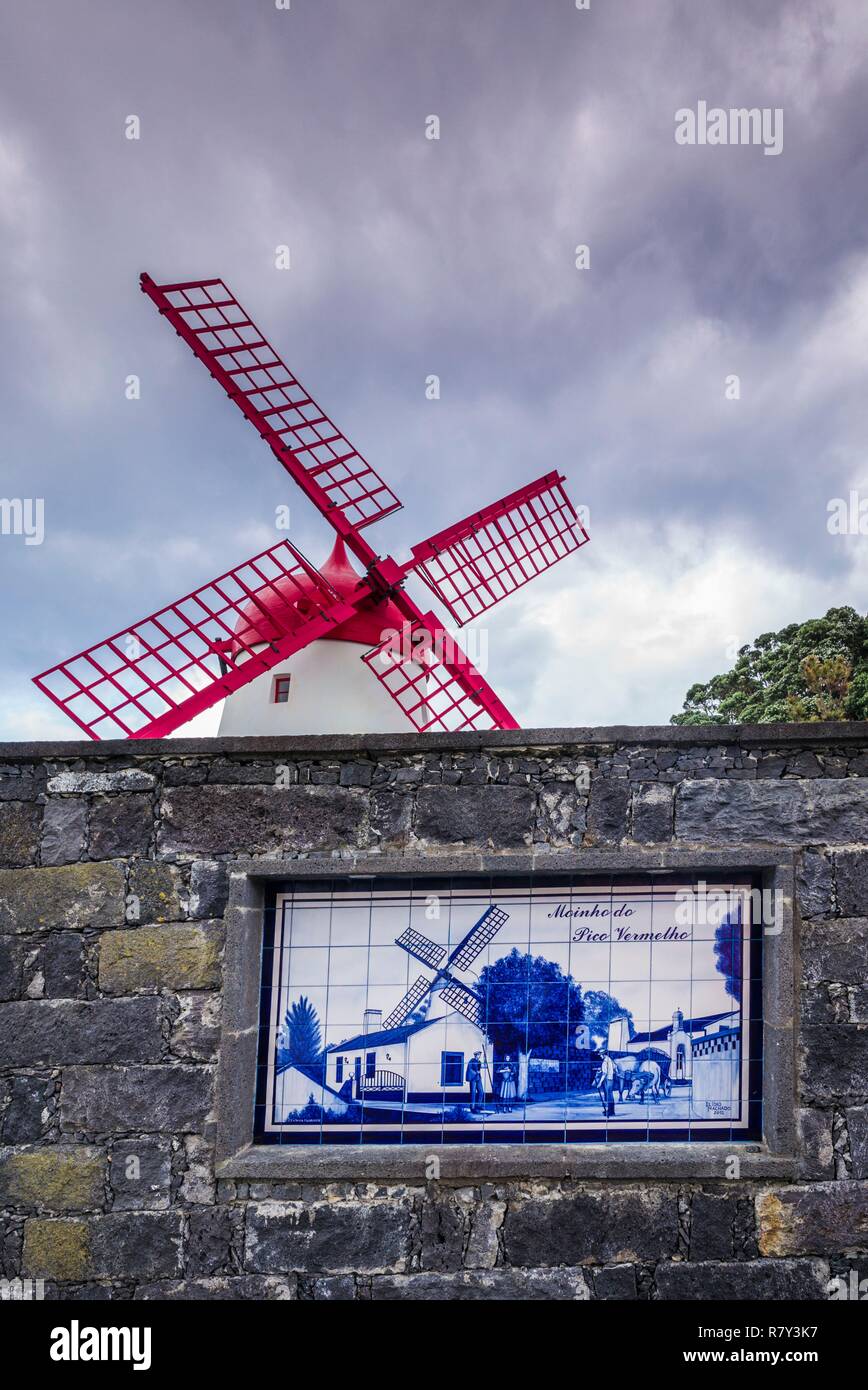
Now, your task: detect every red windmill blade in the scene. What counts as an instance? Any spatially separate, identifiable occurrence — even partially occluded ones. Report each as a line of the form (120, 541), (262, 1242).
(33, 274), (591, 740)
(139, 274), (401, 536)
(33, 542), (356, 740)
(404, 471), (589, 626)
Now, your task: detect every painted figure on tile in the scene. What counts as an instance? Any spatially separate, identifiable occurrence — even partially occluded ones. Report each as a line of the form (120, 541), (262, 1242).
(497, 1056), (517, 1112)
(466, 1051), (485, 1112)
(596, 1048), (616, 1117)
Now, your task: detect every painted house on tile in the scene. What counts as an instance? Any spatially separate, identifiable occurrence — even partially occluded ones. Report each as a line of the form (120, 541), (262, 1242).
(324, 1005), (489, 1104)
(607, 1007), (740, 1083)
(274, 1060), (351, 1119)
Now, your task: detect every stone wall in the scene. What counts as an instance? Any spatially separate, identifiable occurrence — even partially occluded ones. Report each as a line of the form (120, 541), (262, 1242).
(1, 723), (867, 1301)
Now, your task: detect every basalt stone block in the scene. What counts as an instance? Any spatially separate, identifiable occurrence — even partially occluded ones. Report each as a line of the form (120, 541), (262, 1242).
(603, 1189), (681, 1263)
(186, 1205), (243, 1276)
(158, 785), (369, 855)
(836, 852), (868, 918)
(178, 1134), (216, 1205)
(800, 983), (847, 1026)
(98, 922), (223, 994)
(22, 1217), (90, 1281)
(170, 992), (221, 1061)
(205, 760), (280, 785)
(163, 761), (208, 787)
(676, 777), (868, 845)
(128, 861), (184, 923)
(87, 1212), (183, 1280)
(307, 1275), (357, 1300)
(245, 1199), (413, 1274)
(786, 751), (824, 778)
(0, 936), (23, 1000)
(757, 1182), (868, 1256)
(850, 985), (868, 1023)
(0, 862), (125, 934)
(134, 1275), (297, 1300)
(0, 1145), (105, 1212)
(47, 769), (156, 794)
(655, 1258), (828, 1301)
(109, 1137), (171, 1211)
(371, 1268), (590, 1300)
(797, 1108), (835, 1179)
(414, 785), (535, 847)
(0, 1074), (56, 1144)
(631, 783), (673, 843)
(40, 799), (88, 866)
(370, 790), (413, 847)
(188, 860), (230, 919)
(800, 1026), (868, 1104)
(420, 1194), (467, 1271)
(537, 787), (586, 844)
(846, 1106), (868, 1180)
(41, 932), (85, 998)
(340, 761), (374, 787)
(756, 754), (788, 779)
(802, 918), (868, 986)
(463, 1200), (504, 1270)
(0, 802), (41, 867)
(797, 851), (834, 919)
(591, 1264), (638, 1300)
(0, 764), (43, 801)
(61, 1066), (213, 1134)
(88, 794), (153, 859)
(688, 1191), (740, 1261)
(1, 1214), (23, 1279)
(502, 1189), (679, 1266)
(0, 998), (163, 1066)
(42, 1283), (124, 1301)
(586, 780), (630, 845)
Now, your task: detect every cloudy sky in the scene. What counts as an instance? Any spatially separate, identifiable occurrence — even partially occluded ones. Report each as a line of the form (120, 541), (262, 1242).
(2, 0), (867, 740)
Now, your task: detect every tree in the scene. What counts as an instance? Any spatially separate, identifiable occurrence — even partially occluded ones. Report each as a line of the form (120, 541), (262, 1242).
(477, 949), (584, 1057)
(277, 995), (322, 1070)
(582, 989), (635, 1044)
(670, 607), (868, 725)
(786, 654), (852, 722)
(713, 919), (741, 1003)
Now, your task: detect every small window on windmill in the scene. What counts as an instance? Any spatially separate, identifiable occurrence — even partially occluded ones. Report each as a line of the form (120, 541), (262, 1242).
(272, 674), (291, 703)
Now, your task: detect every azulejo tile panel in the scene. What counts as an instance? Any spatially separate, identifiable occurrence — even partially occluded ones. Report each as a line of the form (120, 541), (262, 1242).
(254, 874), (762, 1145)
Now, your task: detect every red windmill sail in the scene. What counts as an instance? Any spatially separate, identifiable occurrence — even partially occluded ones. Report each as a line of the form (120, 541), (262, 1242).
(34, 274), (591, 738)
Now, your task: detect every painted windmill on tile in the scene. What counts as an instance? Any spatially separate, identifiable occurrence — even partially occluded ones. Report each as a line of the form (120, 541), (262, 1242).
(34, 274), (590, 739)
(383, 905), (509, 1029)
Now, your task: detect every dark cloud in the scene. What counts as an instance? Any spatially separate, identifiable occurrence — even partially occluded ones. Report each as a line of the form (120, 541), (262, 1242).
(1, 0), (866, 735)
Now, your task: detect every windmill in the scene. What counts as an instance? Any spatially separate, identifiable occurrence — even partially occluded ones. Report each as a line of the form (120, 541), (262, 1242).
(33, 274), (590, 740)
(382, 904), (509, 1030)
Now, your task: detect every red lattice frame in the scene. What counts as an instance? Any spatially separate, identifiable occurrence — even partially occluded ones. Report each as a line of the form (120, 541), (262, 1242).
(361, 616), (517, 732)
(33, 542), (357, 740)
(408, 471), (588, 625)
(140, 275), (402, 534)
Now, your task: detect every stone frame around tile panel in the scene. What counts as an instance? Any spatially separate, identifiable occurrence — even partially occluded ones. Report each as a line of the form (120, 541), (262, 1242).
(214, 848), (798, 1182)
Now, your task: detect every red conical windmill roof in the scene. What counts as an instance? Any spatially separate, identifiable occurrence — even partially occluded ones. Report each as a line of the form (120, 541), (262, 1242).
(229, 534), (406, 652)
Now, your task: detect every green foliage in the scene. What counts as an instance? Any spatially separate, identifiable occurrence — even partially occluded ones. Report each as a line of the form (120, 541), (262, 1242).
(670, 607), (868, 725)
